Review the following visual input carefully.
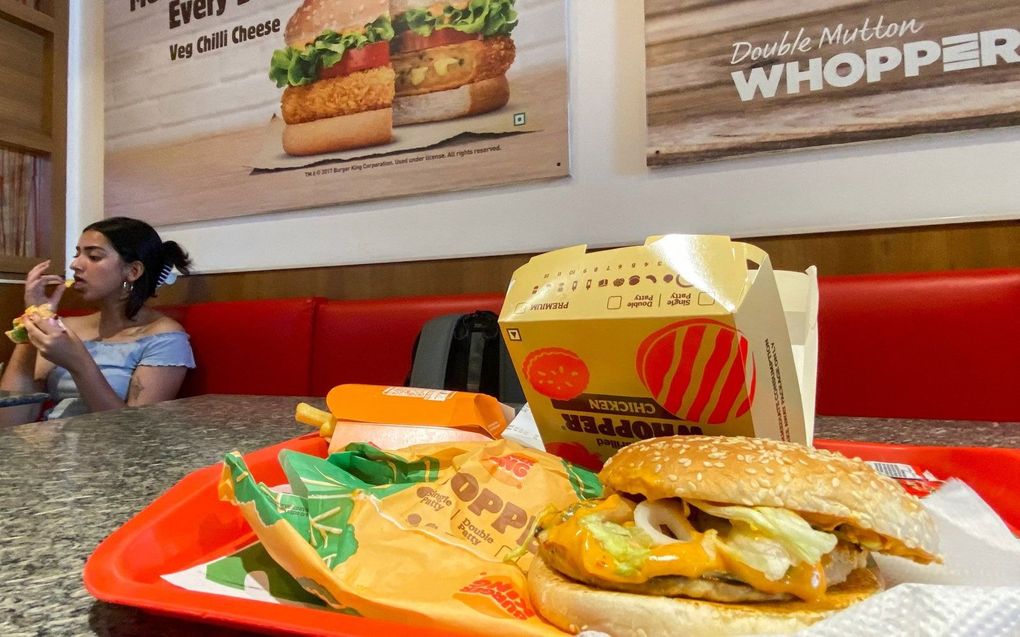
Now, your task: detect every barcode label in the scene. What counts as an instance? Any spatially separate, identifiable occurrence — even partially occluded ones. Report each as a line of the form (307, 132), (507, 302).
(866, 461), (924, 480)
(382, 387), (455, 401)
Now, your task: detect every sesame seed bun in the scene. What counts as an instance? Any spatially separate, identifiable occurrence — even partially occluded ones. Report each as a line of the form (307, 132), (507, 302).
(529, 556), (884, 637)
(285, 0), (390, 48)
(600, 436), (939, 563)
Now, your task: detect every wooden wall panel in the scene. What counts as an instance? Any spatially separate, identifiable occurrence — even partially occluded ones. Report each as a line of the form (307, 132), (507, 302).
(149, 220), (1020, 306)
(0, 18), (47, 135)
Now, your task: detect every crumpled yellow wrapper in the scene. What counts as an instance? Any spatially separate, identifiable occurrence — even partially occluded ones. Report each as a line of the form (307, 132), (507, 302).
(219, 438), (603, 636)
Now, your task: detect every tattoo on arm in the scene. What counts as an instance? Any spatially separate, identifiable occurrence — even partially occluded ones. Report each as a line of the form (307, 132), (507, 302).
(128, 376), (144, 402)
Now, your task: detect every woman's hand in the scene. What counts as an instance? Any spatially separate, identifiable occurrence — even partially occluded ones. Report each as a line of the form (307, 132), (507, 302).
(23, 313), (88, 373)
(24, 260), (68, 309)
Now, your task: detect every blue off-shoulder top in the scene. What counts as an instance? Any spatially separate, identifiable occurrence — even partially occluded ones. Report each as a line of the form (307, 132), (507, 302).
(45, 331), (196, 419)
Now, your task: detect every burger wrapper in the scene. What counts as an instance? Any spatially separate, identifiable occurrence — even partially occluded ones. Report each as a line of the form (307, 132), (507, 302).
(217, 439), (602, 636)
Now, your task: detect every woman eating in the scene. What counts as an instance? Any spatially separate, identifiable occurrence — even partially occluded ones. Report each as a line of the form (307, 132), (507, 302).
(0, 217), (195, 424)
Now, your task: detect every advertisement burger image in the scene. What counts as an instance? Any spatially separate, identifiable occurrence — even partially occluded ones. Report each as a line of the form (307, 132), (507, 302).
(270, 0), (396, 156)
(389, 0), (518, 125)
(528, 436), (940, 635)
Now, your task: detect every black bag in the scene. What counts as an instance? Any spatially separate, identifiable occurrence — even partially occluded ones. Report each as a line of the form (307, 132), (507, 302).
(407, 310), (525, 404)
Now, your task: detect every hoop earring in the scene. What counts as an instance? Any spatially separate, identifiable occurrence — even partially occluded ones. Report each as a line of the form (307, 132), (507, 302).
(122, 281), (134, 294)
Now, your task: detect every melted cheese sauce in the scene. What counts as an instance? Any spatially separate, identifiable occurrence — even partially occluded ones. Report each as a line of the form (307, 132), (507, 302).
(539, 495), (828, 602)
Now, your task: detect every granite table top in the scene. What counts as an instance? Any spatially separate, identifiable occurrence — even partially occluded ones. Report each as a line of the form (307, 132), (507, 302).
(0, 394), (1017, 636)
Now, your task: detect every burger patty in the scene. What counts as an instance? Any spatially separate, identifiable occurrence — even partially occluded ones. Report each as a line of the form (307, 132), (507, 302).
(391, 36), (515, 97)
(281, 66), (396, 124)
(540, 541), (869, 604)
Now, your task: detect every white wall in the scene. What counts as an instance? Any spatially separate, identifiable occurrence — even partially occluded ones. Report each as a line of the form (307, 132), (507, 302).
(69, 2), (1020, 275)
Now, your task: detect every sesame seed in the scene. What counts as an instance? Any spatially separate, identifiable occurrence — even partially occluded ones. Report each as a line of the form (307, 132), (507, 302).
(696, 472), (703, 481)
(745, 467), (757, 474)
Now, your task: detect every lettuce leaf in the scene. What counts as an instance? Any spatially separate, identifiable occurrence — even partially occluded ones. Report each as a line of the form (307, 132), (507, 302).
(395, 0), (518, 38)
(717, 528), (795, 581)
(688, 500), (837, 567)
(268, 16), (395, 88)
(580, 515), (652, 577)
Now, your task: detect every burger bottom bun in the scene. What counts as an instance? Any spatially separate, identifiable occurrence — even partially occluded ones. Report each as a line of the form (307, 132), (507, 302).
(528, 557), (883, 637)
(392, 75), (509, 126)
(282, 107), (393, 156)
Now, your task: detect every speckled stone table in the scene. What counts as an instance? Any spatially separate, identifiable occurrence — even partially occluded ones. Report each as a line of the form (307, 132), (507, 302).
(0, 395), (312, 637)
(0, 394), (1017, 636)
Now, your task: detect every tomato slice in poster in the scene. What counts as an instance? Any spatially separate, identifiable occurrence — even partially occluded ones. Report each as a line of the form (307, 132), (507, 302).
(319, 41), (391, 80)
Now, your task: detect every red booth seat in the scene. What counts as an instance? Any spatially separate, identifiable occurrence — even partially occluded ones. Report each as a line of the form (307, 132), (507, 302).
(815, 269), (1020, 422)
(308, 294), (505, 396)
(172, 297), (322, 397)
(153, 268), (1017, 423)
(161, 294), (504, 399)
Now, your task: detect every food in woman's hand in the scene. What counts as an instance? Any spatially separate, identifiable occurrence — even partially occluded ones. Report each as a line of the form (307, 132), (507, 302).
(528, 435), (940, 636)
(5, 304), (57, 344)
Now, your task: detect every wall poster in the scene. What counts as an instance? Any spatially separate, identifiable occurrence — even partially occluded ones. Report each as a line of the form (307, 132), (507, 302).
(644, 0), (1020, 166)
(104, 0), (568, 224)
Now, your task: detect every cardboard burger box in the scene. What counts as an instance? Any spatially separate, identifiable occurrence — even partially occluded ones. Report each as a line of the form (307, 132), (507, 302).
(498, 235), (818, 469)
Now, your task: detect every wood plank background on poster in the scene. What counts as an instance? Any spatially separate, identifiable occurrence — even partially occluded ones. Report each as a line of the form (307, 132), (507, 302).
(645, 0), (1020, 166)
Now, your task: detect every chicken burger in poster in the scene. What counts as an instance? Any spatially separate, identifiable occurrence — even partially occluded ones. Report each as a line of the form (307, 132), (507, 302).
(270, 0), (396, 156)
(389, 0), (519, 125)
(529, 436), (940, 635)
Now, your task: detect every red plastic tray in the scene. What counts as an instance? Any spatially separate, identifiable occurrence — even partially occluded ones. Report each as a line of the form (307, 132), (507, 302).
(814, 439), (1020, 535)
(84, 437), (1020, 635)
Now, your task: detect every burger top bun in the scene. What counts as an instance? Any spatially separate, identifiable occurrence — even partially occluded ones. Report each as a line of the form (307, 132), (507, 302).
(600, 436), (940, 564)
(529, 557), (883, 637)
(285, 0), (390, 48)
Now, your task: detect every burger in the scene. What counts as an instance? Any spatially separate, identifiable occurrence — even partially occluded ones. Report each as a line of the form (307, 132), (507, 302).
(528, 436), (940, 635)
(270, 0), (396, 156)
(389, 0), (518, 125)
(6, 303), (58, 344)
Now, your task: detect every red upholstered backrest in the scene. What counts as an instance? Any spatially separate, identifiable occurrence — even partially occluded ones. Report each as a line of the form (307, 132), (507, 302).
(309, 293), (506, 397)
(815, 269), (1020, 421)
(177, 297), (320, 397)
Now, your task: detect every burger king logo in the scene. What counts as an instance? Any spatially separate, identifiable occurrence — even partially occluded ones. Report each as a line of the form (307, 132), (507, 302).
(482, 453), (539, 488)
(491, 453), (538, 479)
(454, 576), (535, 620)
(522, 347), (590, 401)
(636, 319), (756, 425)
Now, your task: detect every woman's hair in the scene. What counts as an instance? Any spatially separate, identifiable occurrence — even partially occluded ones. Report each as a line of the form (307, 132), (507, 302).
(83, 216), (192, 320)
